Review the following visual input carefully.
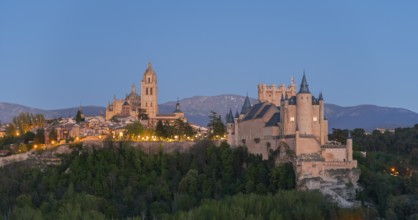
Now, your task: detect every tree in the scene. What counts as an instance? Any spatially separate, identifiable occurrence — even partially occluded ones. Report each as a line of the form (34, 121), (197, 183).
(5, 123), (17, 136)
(11, 113), (45, 133)
(34, 128), (45, 144)
(125, 122), (145, 138)
(23, 131), (35, 144)
(207, 111), (225, 139)
(49, 129), (58, 142)
(18, 143), (29, 153)
(75, 110), (85, 123)
(156, 120), (167, 138)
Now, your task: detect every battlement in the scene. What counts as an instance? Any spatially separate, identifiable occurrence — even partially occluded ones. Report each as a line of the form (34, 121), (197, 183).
(258, 82), (297, 106)
(258, 83), (289, 90)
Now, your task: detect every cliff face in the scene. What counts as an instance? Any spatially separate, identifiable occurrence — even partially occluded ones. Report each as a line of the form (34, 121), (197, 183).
(296, 162), (361, 208)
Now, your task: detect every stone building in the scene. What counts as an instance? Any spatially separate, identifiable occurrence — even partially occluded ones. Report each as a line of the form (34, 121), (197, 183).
(226, 74), (359, 206)
(106, 63), (186, 125)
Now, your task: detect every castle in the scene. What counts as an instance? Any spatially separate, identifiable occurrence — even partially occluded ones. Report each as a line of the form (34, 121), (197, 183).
(226, 74), (359, 206)
(106, 63), (186, 125)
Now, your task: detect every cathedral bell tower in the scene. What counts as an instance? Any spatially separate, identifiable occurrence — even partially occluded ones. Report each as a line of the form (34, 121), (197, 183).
(141, 62), (159, 119)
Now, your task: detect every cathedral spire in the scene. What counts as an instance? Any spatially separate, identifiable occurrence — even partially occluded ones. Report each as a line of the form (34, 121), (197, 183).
(132, 84), (136, 94)
(319, 91), (323, 101)
(298, 73), (310, 94)
(173, 97), (182, 113)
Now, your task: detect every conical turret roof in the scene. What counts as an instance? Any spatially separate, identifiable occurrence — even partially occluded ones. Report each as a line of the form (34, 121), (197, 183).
(241, 95), (252, 115)
(298, 73), (310, 94)
(227, 109), (235, 123)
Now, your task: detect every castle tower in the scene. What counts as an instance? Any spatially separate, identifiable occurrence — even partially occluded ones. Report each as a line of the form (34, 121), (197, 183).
(346, 131), (353, 162)
(296, 73), (312, 135)
(226, 108), (235, 146)
(141, 62), (158, 119)
(319, 92), (325, 145)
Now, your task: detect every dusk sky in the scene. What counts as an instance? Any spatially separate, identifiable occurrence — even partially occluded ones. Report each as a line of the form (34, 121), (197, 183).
(1, 1), (417, 112)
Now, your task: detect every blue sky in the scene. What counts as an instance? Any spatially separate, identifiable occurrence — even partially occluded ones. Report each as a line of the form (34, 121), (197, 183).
(1, 1), (418, 112)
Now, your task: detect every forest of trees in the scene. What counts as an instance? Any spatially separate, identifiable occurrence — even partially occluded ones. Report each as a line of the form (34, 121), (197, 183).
(162, 192), (364, 220)
(4, 113), (46, 137)
(155, 119), (196, 140)
(1, 124), (418, 219)
(329, 126), (418, 219)
(0, 141), (304, 219)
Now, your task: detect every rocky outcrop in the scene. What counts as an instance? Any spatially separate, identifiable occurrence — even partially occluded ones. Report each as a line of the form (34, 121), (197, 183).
(298, 167), (361, 208)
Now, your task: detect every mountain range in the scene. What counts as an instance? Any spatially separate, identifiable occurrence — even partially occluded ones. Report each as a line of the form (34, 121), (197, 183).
(2, 95), (418, 132)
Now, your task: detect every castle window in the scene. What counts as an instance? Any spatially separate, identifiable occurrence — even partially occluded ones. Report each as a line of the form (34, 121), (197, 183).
(148, 78), (150, 83)
(313, 117), (318, 122)
(290, 117), (295, 122)
(145, 102), (147, 107)
(146, 88), (148, 95)
(151, 102), (152, 107)
(150, 88), (153, 95)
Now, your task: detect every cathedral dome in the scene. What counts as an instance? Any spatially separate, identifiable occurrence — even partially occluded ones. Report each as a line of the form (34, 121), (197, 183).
(127, 92), (140, 100)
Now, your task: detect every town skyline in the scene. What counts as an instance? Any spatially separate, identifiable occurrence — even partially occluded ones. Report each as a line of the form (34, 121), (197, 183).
(1, 1), (418, 112)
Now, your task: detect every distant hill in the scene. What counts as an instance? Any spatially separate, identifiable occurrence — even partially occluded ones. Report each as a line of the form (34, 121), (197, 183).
(52, 106), (106, 118)
(2, 95), (418, 132)
(325, 104), (418, 131)
(159, 94), (259, 126)
(0, 102), (105, 123)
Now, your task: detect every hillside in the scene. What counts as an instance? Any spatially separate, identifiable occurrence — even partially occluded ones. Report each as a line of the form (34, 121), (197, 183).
(0, 102), (105, 123)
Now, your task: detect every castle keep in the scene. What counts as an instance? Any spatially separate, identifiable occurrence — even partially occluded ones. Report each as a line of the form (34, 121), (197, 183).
(226, 74), (359, 206)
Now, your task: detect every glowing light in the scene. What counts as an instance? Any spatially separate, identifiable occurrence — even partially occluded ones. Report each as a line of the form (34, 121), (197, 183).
(391, 167), (395, 172)
(51, 141), (55, 145)
(34, 145), (37, 149)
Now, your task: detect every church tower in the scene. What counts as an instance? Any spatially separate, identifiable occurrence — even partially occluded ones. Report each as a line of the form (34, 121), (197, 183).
(141, 62), (159, 119)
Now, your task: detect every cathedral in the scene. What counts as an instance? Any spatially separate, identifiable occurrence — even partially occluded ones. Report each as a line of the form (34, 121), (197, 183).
(226, 74), (359, 204)
(106, 63), (186, 125)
